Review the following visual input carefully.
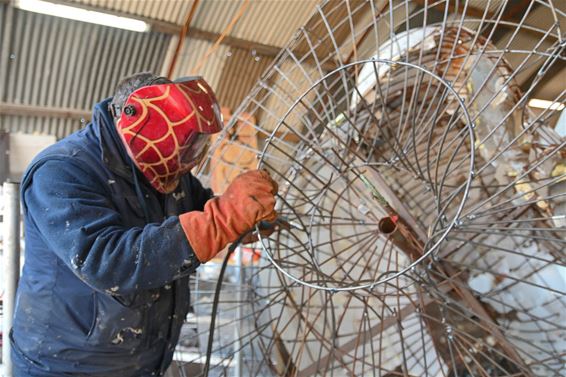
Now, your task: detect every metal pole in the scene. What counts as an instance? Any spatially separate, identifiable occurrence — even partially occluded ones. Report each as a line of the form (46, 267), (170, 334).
(3, 182), (21, 377)
(233, 246), (243, 377)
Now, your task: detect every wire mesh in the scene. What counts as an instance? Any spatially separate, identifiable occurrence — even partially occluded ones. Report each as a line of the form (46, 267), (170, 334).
(172, 0), (565, 376)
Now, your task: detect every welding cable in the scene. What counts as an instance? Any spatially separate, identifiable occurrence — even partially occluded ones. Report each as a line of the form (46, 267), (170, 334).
(202, 218), (286, 375)
(201, 228), (253, 376)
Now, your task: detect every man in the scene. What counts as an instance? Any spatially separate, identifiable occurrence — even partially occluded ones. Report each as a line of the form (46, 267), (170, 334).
(10, 73), (278, 376)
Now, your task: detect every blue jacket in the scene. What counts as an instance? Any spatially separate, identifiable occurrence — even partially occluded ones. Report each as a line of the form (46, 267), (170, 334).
(11, 99), (212, 376)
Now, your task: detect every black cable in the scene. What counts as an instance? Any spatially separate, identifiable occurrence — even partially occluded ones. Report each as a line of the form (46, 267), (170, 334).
(202, 231), (251, 376)
(202, 219), (282, 376)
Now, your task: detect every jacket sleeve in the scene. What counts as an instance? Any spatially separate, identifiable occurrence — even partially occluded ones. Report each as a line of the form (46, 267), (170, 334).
(22, 159), (200, 296)
(188, 173), (214, 211)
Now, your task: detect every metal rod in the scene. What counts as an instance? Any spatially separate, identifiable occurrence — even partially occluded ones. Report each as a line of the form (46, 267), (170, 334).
(2, 182), (21, 377)
(296, 283), (456, 377)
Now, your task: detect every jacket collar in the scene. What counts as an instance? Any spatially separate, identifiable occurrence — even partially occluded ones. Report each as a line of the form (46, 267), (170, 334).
(93, 98), (136, 182)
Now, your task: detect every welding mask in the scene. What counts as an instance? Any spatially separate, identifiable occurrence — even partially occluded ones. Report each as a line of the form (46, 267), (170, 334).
(114, 77), (223, 193)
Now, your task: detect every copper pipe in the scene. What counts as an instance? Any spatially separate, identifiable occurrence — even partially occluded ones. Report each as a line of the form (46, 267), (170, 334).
(379, 215), (424, 261)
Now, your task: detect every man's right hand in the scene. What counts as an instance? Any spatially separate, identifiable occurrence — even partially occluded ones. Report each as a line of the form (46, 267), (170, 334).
(179, 169), (278, 262)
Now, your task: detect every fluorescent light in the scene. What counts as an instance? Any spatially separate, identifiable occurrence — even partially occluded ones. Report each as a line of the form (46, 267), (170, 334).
(16, 0), (150, 33)
(528, 98), (565, 111)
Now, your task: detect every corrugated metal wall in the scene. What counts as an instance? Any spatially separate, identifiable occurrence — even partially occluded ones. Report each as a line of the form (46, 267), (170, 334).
(215, 46), (274, 111)
(3, 8), (170, 108)
(0, 3), (4, 57)
(1, 115), (80, 138)
(0, 6), (171, 138)
(172, 38), (231, 96)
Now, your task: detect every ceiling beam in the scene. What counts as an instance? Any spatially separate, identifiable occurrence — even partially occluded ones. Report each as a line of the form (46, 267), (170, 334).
(412, 0), (491, 20)
(520, 57), (566, 95)
(187, 28), (282, 58)
(0, 102), (91, 120)
(411, 0), (557, 42)
(12, 0), (283, 58)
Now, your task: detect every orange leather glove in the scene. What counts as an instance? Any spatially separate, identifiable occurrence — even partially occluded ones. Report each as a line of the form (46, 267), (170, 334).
(179, 170), (278, 263)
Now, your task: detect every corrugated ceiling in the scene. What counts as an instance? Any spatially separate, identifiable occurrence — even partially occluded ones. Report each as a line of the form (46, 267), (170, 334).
(68, 0), (319, 48)
(191, 0), (318, 48)
(70, 0), (197, 25)
(215, 46), (274, 110)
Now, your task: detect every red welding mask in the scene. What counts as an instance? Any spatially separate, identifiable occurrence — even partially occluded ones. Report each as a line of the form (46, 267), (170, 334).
(115, 77), (223, 193)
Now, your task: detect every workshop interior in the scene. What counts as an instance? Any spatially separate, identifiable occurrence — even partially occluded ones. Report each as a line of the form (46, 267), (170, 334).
(0, 0), (565, 376)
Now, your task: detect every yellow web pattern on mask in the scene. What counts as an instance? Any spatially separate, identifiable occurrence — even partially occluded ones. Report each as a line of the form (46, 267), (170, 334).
(120, 84), (214, 191)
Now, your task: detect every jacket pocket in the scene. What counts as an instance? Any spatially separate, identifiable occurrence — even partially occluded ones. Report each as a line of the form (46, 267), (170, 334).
(86, 292), (147, 350)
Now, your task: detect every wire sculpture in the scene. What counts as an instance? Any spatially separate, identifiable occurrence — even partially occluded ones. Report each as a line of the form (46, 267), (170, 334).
(171, 1), (565, 376)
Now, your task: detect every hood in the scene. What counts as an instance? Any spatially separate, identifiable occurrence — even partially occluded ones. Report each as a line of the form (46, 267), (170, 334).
(93, 98), (137, 182)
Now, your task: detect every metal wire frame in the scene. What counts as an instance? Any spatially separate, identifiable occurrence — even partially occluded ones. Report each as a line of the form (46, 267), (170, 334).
(173, 0), (566, 376)
(249, 57), (475, 292)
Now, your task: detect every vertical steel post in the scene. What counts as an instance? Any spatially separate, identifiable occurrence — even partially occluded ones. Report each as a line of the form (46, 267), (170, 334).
(2, 182), (20, 377)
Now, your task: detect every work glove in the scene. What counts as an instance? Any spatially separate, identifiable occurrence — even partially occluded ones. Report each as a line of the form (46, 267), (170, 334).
(179, 169), (278, 262)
